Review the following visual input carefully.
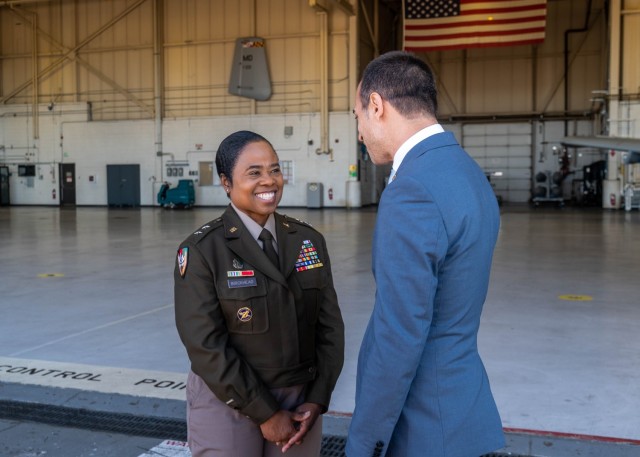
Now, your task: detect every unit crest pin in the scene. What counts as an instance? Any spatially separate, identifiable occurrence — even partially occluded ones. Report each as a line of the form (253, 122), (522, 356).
(237, 307), (252, 322)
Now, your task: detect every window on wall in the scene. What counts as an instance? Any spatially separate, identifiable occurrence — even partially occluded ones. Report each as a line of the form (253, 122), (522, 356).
(280, 160), (293, 185)
(199, 162), (214, 186)
(198, 161), (222, 186)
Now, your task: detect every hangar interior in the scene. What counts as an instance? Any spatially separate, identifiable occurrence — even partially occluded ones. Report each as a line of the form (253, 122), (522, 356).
(1, 0), (638, 208)
(1, 1), (640, 456)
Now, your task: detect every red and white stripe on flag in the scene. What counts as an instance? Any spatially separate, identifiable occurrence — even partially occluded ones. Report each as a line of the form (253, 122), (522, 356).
(403, 0), (547, 52)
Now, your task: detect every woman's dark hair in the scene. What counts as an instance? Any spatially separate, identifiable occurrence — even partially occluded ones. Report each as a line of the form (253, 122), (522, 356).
(359, 51), (438, 119)
(215, 130), (274, 184)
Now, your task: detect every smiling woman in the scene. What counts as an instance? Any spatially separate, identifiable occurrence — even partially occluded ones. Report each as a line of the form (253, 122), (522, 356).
(173, 130), (345, 457)
(218, 135), (283, 227)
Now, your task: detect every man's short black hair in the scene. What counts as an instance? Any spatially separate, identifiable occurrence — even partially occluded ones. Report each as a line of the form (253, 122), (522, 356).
(359, 51), (438, 119)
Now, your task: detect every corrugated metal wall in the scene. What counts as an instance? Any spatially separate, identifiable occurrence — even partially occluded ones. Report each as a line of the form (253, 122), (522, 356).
(1, 0), (622, 120)
(0, 0), (352, 120)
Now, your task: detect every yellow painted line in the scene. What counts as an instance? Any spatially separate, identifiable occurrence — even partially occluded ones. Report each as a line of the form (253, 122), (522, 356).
(558, 294), (593, 301)
(37, 273), (65, 278)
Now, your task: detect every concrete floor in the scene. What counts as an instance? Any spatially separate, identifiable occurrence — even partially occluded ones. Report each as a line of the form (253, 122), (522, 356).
(1, 204), (639, 445)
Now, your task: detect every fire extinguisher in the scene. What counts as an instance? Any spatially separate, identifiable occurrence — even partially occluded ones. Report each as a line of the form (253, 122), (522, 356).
(52, 189), (56, 200)
(328, 188), (333, 200)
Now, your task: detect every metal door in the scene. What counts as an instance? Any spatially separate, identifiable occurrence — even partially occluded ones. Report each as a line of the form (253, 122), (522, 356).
(0, 166), (9, 205)
(462, 123), (533, 203)
(59, 163), (76, 206)
(107, 164), (141, 207)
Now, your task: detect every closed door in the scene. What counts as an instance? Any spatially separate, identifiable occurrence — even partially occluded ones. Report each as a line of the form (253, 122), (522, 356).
(59, 163), (76, 206)
(0, 166), (9, 205)
(107, 164), (140, 207)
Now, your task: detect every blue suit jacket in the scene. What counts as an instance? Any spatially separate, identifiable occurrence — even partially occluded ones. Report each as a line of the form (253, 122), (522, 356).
(346, 132), (504, 457)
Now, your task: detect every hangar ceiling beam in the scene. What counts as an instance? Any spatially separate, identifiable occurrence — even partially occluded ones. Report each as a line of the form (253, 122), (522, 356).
(0, 0), (51, 5)
(7, 5), (154, 117)
(330, 0), (355, 16)
(0, 0), (149, 107)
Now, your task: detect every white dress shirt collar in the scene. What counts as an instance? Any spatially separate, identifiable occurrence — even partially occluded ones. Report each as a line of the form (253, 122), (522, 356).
(390, 123), (445, 181)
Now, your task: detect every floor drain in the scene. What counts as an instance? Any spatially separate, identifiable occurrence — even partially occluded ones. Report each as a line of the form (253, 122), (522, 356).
(321, 435), (346, 457)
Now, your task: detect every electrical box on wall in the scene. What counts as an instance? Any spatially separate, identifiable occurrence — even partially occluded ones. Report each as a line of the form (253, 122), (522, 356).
(166, 167), (185, 177)
(18, 164), (36, 177)
(228, 37), (272, 101)
(166, 161), (189, 180)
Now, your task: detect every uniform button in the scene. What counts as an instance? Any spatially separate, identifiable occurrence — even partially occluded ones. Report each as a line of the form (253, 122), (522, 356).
(308, 367), (315, 373)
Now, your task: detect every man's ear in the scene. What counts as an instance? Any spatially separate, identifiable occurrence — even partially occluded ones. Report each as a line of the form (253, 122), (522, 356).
(369, 92), (384, 119)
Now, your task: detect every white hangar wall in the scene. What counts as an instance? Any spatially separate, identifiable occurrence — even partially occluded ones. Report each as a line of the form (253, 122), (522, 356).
(0, 106), (356, 207)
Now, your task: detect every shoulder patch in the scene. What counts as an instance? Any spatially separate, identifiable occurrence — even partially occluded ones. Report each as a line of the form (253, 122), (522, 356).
(177, 247), (189, 277)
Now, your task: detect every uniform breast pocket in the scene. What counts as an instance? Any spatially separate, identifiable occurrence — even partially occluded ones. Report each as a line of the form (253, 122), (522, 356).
(217, 278), (268, 334)
(296, 271), (327, 324)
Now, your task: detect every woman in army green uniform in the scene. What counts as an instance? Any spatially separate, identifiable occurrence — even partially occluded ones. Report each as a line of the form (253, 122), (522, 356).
(174, 130), (344, 456)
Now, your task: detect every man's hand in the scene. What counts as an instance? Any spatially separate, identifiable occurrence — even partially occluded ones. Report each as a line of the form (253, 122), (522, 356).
(281, 403), (322, 452)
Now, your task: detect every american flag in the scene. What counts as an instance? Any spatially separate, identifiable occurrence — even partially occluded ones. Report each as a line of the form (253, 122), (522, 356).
(403, 0), (547, 52)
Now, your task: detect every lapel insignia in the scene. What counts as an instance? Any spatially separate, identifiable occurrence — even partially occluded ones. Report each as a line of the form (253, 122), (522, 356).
(177, 247), (188, 277)
(232, 258), (243, 269)
(295, 240), (324, 272)
(227, 270), (254, 277)
(237, 307), (252, 322)
(229, 226), (238, 233)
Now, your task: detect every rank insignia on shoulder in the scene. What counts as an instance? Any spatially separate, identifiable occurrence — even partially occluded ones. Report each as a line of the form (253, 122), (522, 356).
(295, 240), (324, 272)
(177, 247), (188, 277)
(288, 216), (312, 227)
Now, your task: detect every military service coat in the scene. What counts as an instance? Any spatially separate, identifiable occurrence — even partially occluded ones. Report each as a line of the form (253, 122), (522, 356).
(174, 206), (344, 425)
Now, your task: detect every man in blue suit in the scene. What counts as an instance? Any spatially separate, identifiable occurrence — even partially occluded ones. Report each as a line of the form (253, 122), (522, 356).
(346, 51), (504, 457)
